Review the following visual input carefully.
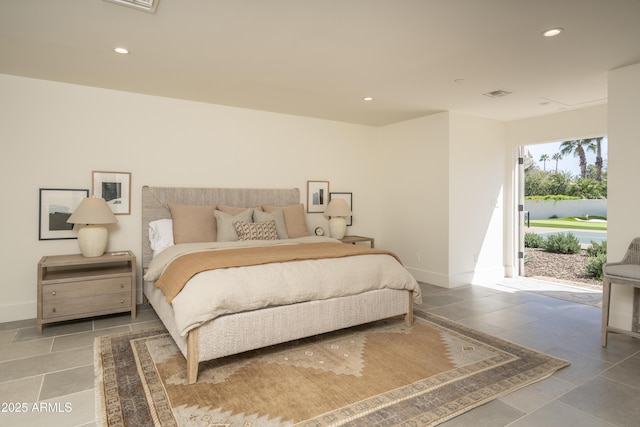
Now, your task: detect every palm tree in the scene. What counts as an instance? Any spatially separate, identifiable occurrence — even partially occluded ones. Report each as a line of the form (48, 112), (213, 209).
(593, 137), (604, 181)
(552, 152), (562, 172)
(539, 154), (550, 171)
(559, 139), (596, 179)
(523, 150), (535, 171)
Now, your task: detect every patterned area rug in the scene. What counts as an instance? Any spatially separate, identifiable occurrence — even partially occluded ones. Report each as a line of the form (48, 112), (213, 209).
(95, 311), (569, 426)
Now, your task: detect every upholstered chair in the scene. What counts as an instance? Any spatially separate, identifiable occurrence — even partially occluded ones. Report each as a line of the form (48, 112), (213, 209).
(601, 237), (640, 346)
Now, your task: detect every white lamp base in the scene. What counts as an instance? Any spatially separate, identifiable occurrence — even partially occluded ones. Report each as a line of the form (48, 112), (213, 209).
(77, 225), (109, 257)
(329, 217), (347, 239)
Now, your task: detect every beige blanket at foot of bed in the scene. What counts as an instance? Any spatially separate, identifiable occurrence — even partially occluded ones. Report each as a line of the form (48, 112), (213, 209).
(157, 242), (403, 303)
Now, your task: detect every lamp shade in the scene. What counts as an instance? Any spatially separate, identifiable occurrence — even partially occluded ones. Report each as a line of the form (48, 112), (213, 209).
(67, 197), (117, 225)
(323, 198), (352, 217)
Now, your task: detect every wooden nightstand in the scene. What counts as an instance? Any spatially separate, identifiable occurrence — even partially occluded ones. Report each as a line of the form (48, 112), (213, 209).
(37, 251), (136, 333)
(339, 235), (375, 248)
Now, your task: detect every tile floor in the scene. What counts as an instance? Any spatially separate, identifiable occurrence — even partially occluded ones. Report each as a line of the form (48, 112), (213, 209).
(0, 279), (639, 426)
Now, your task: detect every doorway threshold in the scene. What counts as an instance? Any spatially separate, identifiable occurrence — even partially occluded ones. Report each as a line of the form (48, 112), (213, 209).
(499, 277), (602, 308)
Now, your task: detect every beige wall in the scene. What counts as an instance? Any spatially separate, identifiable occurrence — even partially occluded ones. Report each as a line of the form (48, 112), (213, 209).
(0, 74), (378, 322)
(376, 112), (508, 288)
(449, 113), (506, 286)
(376, 112), (451, 286)
(506, 104), (608, 147)
(2, 62), (639, 330)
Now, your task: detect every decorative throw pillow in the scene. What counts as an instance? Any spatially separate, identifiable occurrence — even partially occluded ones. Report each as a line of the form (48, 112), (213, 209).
(253, 209), (289, 239)
(262, 204), (310, 238)
(168, 204), (217, 244)
(214, 208), (253, 241)
(233, 220), (279, 241)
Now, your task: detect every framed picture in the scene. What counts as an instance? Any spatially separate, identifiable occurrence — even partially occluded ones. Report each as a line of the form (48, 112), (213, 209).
(92, 171), (131, 215)
(330, 192), (353, 226)
(39, 188), (89, 240)
(307, 180), (330, 213)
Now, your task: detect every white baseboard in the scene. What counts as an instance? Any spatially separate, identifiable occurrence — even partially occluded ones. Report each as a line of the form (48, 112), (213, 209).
(0, 301), (36, 323)
(407, 266), (505, 289)
(406, 267), (450, 288)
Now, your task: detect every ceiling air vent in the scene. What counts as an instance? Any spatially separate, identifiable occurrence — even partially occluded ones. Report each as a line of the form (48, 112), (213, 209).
(104, 0), (158, 13)
(483, 89), (512, 98)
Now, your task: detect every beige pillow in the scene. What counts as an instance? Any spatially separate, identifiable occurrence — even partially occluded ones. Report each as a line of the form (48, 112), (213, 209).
(263, 204), (309, 238)
(253, 209), (289, 239)
(234, 220), (279, 241)
(214, 209), (253, 241)
(218, 205), (263, 215)
(168, 204), (217, 244)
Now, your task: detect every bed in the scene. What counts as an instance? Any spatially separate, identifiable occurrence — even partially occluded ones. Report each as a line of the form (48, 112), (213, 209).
(141, 186), (421, 384)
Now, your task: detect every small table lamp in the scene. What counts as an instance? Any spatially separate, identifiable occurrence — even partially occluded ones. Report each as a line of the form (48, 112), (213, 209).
(324, 198), (352, 239)
(67, 197), (117, 257)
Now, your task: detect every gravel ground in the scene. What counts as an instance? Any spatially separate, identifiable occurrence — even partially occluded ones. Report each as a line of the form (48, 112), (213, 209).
(524, 248), (603, 290)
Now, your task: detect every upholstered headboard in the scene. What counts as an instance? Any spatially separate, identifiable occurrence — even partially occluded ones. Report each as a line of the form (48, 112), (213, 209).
(141, 186), (300, 269)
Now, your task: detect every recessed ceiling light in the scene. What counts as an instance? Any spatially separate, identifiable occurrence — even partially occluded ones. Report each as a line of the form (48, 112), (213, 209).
(113, 47), (129, 54)
(542, 28), (564, 37)
(363, 97), (374, 101)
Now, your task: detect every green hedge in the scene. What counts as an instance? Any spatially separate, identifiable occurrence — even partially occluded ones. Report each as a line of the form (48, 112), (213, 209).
(525, 195), (581, 201)
(543, 233), (581, 254)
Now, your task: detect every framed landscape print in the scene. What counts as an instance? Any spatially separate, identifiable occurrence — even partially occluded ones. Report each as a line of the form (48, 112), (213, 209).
(307, 180), (330, 213)
(39, 188), (89, 240)
(92, 171), (131, 215)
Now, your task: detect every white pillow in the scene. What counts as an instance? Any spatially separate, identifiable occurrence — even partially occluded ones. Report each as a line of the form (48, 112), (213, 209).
(149, 219), (174, 256)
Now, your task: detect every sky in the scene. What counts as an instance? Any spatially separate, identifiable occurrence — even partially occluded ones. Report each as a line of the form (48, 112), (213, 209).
(525, 137), (608, 177)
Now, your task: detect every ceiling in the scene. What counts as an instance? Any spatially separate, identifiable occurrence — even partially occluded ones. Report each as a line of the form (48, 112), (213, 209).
(1, 0), (639, 126)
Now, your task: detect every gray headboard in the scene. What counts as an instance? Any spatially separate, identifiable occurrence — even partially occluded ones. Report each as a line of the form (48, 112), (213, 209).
(141, 186), (300, 269)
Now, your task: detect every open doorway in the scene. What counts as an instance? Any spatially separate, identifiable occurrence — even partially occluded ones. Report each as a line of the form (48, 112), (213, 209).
(518, 137), (608, 290)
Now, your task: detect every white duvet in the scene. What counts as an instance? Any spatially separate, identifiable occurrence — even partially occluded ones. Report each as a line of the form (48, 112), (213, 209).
(144, 236), (421, 337)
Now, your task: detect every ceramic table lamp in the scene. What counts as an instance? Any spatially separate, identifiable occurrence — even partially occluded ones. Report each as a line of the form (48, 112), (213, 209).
(67, 196), (117, 257)
(324, 198), (352, 239)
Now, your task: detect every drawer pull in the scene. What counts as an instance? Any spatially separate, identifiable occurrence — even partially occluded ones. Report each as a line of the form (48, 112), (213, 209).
(52, 291), (56, 296)
(52, 308), (56, 313)
(120, 283), (124, 288)
(120, 299), (124, 304)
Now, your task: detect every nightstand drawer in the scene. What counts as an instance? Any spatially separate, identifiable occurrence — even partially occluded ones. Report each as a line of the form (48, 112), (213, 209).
(42, 291), (132, 320)
(37, 251), (136, 333)
(42, 277), (131, 301)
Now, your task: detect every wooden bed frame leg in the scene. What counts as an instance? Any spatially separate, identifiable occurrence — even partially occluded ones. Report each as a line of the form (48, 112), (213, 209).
(405, 291), (414, 326)
(187, 328), (199, 384)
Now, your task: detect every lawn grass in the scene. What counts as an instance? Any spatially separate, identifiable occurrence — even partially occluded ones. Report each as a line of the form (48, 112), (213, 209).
(528, 217), (607, 230)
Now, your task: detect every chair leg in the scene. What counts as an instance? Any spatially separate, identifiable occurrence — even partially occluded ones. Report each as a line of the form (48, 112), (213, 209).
(601, 278), (612, 347)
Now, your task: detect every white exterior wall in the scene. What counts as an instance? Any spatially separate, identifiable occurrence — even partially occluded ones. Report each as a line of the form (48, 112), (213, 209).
(525, 199), (607, 220)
